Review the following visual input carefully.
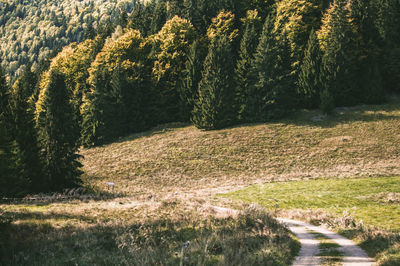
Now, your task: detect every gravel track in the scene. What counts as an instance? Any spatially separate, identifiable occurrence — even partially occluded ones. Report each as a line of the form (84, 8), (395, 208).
(278, 218), (375, 266)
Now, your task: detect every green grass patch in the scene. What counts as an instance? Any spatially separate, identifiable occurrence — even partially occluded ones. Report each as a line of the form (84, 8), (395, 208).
(223, 176), (400, 265)
(308, 231), (344, 265)
(224, 177), (400, 231)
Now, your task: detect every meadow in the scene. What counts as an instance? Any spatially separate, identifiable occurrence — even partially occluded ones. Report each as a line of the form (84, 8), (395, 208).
(1, 99), (400, 265)
(224, 177), (400, 265)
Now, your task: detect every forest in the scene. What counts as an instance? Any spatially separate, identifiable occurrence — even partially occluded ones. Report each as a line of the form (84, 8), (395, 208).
(0, 0), (136, 82)
(1, 0), (400, 196)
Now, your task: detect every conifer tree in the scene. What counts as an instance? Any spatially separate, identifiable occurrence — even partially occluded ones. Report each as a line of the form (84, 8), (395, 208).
(246, 15), (276, 121)
(81, 30), (152, 146)
(248, 15), (297, 120)
(269, 32), (297, 117)
(84, 21), (96, 40)
(10, 66), (43, 193)
(0, 67), (17, 196)
(178, 39), (208, 121)
(152, 16), (195, 123)
(129, 2), (151, 36)
(35, 70), (82, 191)
(377, 0), (400, 92)
(150, 1), (167, 35)
(351, 0), (385, 103)
(183, 0), (204, 32)
(318, 0), (359, 106)
(298, 29), (323, 108)
(274, 0), (324, 69)
(235, 10), (262, 121)
(192, 35), (235, 130)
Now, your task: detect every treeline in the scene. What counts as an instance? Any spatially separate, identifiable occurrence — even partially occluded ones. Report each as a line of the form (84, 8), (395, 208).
(1, 0), (400, 196)
(0, 0), (136, 83)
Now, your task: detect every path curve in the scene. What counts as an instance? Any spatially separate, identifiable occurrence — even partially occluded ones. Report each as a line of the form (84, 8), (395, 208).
(277, 218), (375, 266)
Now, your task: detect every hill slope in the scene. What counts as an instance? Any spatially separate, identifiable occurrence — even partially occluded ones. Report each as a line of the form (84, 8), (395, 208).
(81, 100), (400, 196)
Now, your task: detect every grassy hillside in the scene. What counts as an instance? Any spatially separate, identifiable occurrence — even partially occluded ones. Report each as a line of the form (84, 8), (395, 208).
(1, 100), (400, 265)
(81, 100), (400, 197)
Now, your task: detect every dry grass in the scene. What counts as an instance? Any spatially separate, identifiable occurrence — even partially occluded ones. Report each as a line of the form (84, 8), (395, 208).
(0, 201), (299, 265)
(2, 100), (400, 265)
(81, 102), (400, 197)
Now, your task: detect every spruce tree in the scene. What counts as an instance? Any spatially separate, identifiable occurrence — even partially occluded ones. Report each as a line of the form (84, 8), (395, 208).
(318, 0), (359, 107)
(271, 32), (297, 116)
(152, 16), (195, 123)
(192, 35), (235, 130)
(81, 30), (152, 146)
(10, 66), (44, 193)
(183, 0), (204, 32)
(274, 0), (324, 71)
(150, 1), (167, 35)
(351, 0), (385, 103)
(36, 70), (82, 191)
(298, 29), (323, 109)
(377, 0), (400, 92)
(248, 15), (297, 121)
(319, 86), (334, 114)
(235, 10), (262, 121)
(177, 39), (208, 122)
(244, 15), (275, 122)
(0, 67), (17, 196)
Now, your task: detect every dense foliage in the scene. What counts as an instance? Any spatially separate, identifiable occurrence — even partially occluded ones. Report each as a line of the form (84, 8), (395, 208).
(1, 0), (400, 195)
(0, 0), (136, 83)
(35, 69), (82, 191)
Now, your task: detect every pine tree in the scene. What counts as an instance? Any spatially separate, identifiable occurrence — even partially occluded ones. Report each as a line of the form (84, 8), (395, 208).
(0, 67), (17, 196)
(177, 39), (208, 122)
(152, 16), (195, 123)
(298, 29), (323, 108)
(274, 0), (324, 70)
(150, 1), (167, 35)
(246, 15), (276, 121)
(183, 0), (204, 32)
(377, 0), (400, 92)
(35, 70), (82, 191)
(10, 65), (44, 193)
(271, 32), (297, 116)
(318, 0), (359, 107)
(84, 21), (96, 40)
(235, 10), (262, 121)
(351, 0), (385, 103)
(81, 30), (152, 146)
(192, 35), (235, 130)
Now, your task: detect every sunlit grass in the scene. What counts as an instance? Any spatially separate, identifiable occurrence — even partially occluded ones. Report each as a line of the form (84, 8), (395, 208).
(81, 102), (400, 196)
(223, 176), (400, 265)
(2, 101), (400, 265)
(223, 177), (400, 231)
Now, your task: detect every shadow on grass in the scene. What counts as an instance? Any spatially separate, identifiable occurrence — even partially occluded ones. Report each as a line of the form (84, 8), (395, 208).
(0, 207), (299, 266)
(96, 122), (190, 148)
(1, 185), (126, 206)
(208, 101), (400, 132)
(285, 103), (400, 129)
(339, 227), (400, 265)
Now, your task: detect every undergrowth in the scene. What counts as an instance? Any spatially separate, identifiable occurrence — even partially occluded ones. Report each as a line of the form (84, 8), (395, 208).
(0, 203), (299, 265)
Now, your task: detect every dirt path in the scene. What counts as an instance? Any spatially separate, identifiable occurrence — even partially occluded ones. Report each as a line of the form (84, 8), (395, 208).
(207, 206), (374, 266)
(278, 218), (375, 266)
